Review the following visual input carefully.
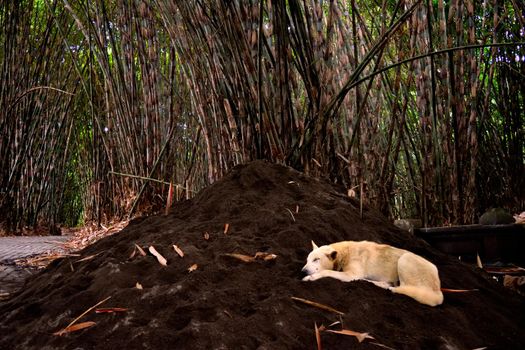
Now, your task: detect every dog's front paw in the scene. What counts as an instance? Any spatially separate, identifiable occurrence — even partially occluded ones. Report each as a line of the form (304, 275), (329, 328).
(302, 273), (321, 281)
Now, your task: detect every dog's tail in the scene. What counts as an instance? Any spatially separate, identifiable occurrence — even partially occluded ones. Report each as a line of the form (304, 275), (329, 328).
(390, 285), (444, 307)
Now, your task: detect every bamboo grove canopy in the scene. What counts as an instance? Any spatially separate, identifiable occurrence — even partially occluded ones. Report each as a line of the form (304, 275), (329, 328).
(0, 0), (524, 231)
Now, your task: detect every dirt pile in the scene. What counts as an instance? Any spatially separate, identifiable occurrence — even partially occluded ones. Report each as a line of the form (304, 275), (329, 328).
(1, 161), (524, 349)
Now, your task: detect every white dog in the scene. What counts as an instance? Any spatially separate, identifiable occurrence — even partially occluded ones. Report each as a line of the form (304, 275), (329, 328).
(302, 240), (443, 306)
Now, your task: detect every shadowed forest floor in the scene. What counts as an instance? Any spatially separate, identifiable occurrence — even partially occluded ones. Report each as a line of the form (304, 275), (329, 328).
(0, 161), (524, 349)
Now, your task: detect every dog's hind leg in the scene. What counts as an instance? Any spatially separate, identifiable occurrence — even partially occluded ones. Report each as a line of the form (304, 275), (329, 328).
(389, 253), (443, 306)
(389, 285), (443, 306)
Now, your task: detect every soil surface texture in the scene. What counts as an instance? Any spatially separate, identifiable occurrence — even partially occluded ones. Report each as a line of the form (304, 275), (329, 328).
(1, 161), (524, 349)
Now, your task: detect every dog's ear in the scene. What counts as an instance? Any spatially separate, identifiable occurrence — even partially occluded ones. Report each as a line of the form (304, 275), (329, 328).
(311, 240), (319, 250)
(327, 250), (337, 260)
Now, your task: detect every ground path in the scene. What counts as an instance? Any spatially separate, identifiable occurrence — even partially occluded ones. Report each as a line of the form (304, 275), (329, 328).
(0, 236), (68, 296)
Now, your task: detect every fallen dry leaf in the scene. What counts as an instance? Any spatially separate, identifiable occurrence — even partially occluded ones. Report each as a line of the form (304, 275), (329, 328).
(315, 323), (322, 350)
(254, 252), (277, 261)
(291, 296), (344, 315)
(325, 329), (374, 343)
(225, 252), (278, 263)
(203, 232), (210, 240)
(54, 321), (96, 336)
(149, 246), (168, 266)
(54, 296), (110, 336)
(224, 223), (230, 234)
(225, 253), (254, 263)
(135, 244), (146, 256)
(295, 205), (299, 213)
(188, 263), (198, 272)
(476, 253), (483, 269)
(129, 248), (136, 259)
(173, 245), (184, 258)
(135, 282), (143, 290)
(95, 308), (128, 314)
(441, 288), (479, 293)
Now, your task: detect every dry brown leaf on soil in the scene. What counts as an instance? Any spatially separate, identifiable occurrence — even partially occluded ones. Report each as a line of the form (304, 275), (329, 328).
(315, 323), (322, 350)
(95, 308), (128, 314)
(225, 252), (277, 263)
(224, 223), (230, 234)
(129, 247), (136, 259)
(291, 296), (344, 315)
(476, 253), (483, 269)
(173, 245), (184, 258)
(203, 232), (210, 240)
(54, 296), (111, 336)
(188, 263), (198, 272)
(325, 329), (374, 343)
(135, 282), (143, 290)
(254, 252), (277, 261)
(135, 244), (146, 256)
(441, 288), (479, 293)
(53, 321), (96, 336)
(225, 253), (255, 263)
(149, 246), (168, 266)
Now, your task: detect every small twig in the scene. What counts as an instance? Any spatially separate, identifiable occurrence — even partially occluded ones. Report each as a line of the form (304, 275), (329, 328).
(291, 296), (345, 315)
(369, 342), (397, 350)
(76, 252), (103, 263)
(108, 171), (176, 186)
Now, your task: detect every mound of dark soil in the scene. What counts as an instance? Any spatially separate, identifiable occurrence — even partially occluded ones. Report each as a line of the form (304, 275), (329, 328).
(1, 161), (524, 349)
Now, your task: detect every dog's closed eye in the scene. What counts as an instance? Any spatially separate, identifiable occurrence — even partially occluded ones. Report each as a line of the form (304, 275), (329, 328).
(313, 258), (320, 262)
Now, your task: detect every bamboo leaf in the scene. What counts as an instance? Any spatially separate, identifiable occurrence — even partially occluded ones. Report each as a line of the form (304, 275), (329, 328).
(149, 246), (168, 266)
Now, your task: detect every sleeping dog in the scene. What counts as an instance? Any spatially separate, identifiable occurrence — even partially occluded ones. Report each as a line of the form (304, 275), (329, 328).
(302, 240), (443, 306)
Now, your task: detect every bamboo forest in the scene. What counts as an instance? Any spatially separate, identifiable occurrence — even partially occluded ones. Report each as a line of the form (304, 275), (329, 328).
(1, 1), (524, 230)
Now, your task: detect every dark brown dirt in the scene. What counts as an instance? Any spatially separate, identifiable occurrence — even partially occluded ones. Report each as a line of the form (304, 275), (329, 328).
(1, 160), (524, 349)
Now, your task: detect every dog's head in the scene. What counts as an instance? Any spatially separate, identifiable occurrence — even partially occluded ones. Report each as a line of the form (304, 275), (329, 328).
(302, 241), (338, 275)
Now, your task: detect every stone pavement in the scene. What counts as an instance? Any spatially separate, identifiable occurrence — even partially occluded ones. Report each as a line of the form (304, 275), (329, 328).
(0, 236), (68, 297)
